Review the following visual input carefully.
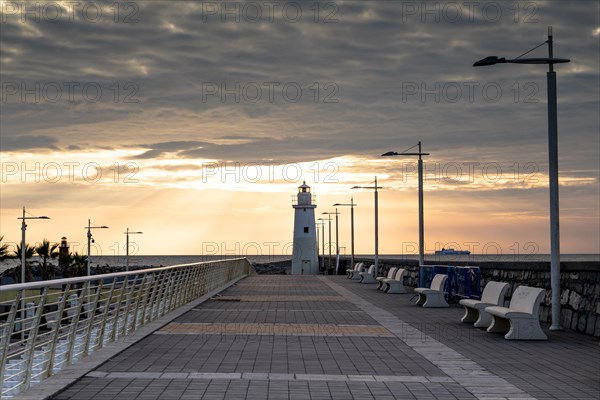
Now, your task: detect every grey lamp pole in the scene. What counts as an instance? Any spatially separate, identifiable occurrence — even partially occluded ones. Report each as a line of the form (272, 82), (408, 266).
(317, 220), (326, 272)
(318, 216), (332, 273)
(334, 198), (357, 268)
(352, 177), (382, 276)
(383, 142), (430, 265)
(473, 26), (569, 331)
(18, 207), (50, 284)
(124, 228), (143, 272)
(322, 210), (340, 274)
(86, 220), (109, 278)
(17, 207), (49, 341)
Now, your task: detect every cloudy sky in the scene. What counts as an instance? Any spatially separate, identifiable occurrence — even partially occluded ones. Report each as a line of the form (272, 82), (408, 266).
(1, 0), (598, 257)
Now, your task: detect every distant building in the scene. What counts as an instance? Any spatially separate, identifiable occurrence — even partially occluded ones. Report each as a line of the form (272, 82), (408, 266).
(291, 182), (318, 274)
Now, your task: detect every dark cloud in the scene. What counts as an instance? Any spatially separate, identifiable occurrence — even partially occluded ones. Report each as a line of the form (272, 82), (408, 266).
(0, 0), (597, 174)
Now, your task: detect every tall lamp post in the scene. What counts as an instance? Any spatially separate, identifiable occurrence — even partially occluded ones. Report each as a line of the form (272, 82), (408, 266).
(17, 207), (49, 342)
(124, 228), (143, 271)
(86, 219), (109, 278)
(318, 216), (332, 273)
(473, 27), (569, 331)
(333, 198), (357, 268)
(322, 210), (340, 274)
(316, 220), (325, 272)
(18, 207), (50, 284)
(352, 177), (382, 276)
(382, 142), (430, 265)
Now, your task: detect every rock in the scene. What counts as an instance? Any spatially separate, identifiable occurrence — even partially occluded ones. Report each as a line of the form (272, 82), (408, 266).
(569, 291), (582, 310)
(585, 314), (597, 336)
(578, 313), (587, 332)
(561, 289), (570, 305)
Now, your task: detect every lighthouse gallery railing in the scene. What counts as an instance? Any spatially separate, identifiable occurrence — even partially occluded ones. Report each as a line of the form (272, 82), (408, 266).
(0, 258), (251, 398)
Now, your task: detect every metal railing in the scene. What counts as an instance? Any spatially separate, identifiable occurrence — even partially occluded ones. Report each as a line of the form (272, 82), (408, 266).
(0, 258), (251, 398)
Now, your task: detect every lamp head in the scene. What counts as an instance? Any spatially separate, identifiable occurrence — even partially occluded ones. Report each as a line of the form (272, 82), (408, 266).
(473, 56), (506, 66)
(381, 151), (399, 156)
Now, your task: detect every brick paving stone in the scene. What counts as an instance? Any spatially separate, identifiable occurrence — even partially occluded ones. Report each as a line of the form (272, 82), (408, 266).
(42, 275), (599, 400)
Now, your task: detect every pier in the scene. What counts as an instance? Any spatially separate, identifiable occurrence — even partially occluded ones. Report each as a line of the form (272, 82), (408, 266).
(5, 270), (598, 400)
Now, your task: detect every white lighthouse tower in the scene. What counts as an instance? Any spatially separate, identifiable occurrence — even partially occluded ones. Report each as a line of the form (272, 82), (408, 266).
(291, 181), (318, 274)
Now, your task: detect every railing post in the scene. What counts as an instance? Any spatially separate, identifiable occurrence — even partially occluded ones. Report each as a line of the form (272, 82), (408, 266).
(110, 275), (129, 342)
(82, 280), (103, 356)
(0, 292), (22, 387)
(137, 274), (154, 327)
(46, 283), (71, 378)
(96, 278), (117, 350)
(143, 272), (159, 324)
(130, 273), (150, 331)
(22, 288), (48, 389)
(65, 284), (86, 365)
(122, 275), (140, 336)
(182, 267), (196, 303)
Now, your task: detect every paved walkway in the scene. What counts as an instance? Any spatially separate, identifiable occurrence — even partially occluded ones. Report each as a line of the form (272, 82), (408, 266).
(49, 275), (599, 400)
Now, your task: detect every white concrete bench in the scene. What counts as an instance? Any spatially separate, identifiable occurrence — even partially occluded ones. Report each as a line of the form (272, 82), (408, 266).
(384, 268), (407, 294)
(376, 267), (398, 290)
(359, 265), (377, 284)
(485, 286), (547, 340)
(414, 274), (448, 307)
(347, 263), (365, 280)
(459, 281), (509, 328)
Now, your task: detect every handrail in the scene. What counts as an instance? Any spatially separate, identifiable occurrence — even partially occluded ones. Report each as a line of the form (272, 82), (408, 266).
(0, 258), (251, 398)
(0, 258), (249, 292)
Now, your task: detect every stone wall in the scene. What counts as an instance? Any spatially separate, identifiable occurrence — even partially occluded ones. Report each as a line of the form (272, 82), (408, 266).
(340, 257), (600, 338)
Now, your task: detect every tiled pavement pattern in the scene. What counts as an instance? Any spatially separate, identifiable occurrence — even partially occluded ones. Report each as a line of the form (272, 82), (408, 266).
(156, 322), (394, 337)
(50, 275), (599, 400)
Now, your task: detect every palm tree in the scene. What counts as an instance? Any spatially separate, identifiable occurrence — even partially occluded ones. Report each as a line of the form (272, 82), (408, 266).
(14, 243), (35, 282)
(62, 252), (88, 278)
(0, 235), (10, 261)
(35, 239), (59, 281)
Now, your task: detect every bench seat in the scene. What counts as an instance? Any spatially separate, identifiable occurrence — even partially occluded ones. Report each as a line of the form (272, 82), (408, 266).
(347, 263), (365, 280)
(358, 265), (377, 284)
(376, 267), (398, 290)
(485, 286), (547, 340)
(383, 269), (407, 294)
(459, 281), (509, 328)
(414, 274), (448, 307)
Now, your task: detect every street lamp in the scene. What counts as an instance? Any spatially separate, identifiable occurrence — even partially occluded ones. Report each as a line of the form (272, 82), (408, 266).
(473, 27), (569, 331)
(352, 176), (382, 276)
(382, 141), (430, 265)
(316, 220), (325, 272)
(18, 207), (50, 284)
(124, 228), (143, 271)
(318, 216), (332, 273)
(333, 198), (357, 268)
(17, 207), (49, 342)
(322, 210), (340, 274)
(86, 219), (109, 278)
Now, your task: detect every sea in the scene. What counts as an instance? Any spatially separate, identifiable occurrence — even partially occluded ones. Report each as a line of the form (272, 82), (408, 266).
(1, 253), (598, 275)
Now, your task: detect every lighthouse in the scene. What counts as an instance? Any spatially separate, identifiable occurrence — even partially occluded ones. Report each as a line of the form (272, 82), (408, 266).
(291, 181), (318, 274)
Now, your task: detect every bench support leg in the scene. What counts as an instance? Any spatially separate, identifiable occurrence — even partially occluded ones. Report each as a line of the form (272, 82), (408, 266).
(422, 293), (449, 308)
(487, 315), (510, 334)
(386, 282), (406, 294)
(505, 319), (548, 340)
(473, 310), (493, 328)
(416, 294), (426, 306)
(461, 307), (478, 323)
